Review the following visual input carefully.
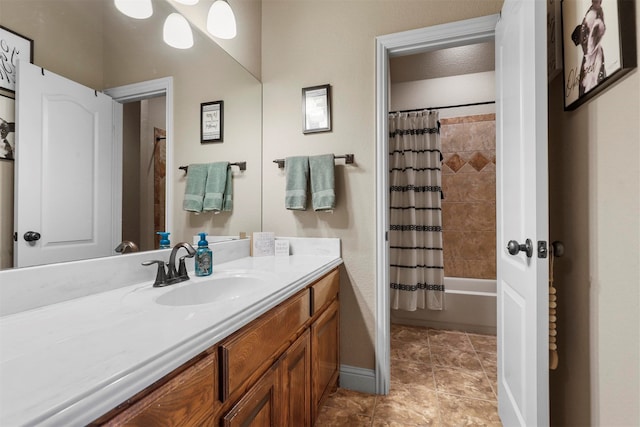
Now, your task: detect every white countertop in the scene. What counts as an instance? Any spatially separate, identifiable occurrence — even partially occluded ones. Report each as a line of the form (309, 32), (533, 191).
(0, 254), (342, 426)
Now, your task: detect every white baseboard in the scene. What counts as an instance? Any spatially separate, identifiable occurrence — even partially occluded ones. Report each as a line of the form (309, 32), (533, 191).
(339, 364), (376, 394)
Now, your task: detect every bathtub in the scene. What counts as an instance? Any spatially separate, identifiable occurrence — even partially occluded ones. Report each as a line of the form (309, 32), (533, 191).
(391, 277), (497, 335)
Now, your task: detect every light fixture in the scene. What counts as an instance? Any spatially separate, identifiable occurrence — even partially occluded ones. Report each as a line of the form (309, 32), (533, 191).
(114, 0), (153, 19)
(163, 13), (194, 49)
(174, 0), (199, 4)
(207, 0), (237, 40)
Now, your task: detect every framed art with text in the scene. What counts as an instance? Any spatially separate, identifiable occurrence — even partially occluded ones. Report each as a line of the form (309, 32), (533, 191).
(561, 0), (637, 110)
(201, 100), (224, 143)
(0, 25), (34, 92)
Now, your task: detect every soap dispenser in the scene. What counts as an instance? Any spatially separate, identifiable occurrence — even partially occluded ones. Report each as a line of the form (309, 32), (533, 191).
(157, 232), (171, 249)
(195, 232), (213, 276)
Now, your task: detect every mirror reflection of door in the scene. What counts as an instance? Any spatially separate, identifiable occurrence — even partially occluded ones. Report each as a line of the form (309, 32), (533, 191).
(121, 97), (166, 252)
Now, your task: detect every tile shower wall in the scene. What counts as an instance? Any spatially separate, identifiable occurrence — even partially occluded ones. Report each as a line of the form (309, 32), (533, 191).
(441, 114), (496, 280)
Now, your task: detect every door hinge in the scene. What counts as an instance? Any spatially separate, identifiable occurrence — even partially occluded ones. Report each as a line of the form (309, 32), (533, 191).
(385, 231), (388, 242)
(537, 241), (548, 259)
(13, 232), (17, 242)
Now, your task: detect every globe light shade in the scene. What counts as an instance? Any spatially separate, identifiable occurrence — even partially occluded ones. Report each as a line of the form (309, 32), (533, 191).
(174, 0), (199, 4)
(207, 0), (237, 39)
(163, 13), (194, 49)
(114, 0), (153, 19)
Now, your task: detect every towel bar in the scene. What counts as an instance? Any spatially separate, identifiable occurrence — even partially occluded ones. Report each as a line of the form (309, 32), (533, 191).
(179, 162), (246, 173)
(273, 154), (354, 168)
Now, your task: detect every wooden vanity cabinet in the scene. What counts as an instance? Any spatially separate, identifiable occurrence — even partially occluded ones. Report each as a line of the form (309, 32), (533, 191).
(280, 330), (312, 427)
(92, 348), (219, 427)
(95, 267), (339, 427)
(311, 298), (339, 421)
(222, 363), (281, 427)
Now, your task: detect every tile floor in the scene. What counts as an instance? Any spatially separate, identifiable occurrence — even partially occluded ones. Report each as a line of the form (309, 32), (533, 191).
(315, 324), (502, 426)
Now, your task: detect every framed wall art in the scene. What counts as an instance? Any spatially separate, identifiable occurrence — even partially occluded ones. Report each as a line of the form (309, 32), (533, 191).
(0, 25), (34, 92)
(561, 0), (637, 110)
(201, 100), (223, 143)
(0, 92), (15, 160)
(302, 84), (332, 134)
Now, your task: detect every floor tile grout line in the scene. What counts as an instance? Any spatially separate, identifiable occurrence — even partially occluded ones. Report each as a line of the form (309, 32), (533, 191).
(426, 329), (446, 427)
(466, 331), (499, 400)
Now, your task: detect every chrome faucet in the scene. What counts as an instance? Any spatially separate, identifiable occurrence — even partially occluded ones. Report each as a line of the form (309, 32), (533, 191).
(142, 242), (196, 287)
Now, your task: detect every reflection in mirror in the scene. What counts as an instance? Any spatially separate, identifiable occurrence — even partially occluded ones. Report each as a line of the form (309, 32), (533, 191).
(0, 0), (262, 270)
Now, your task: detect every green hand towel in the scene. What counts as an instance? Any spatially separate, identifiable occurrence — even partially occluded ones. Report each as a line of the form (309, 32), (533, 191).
(183, 163), (207, 212)
(203, 162), (230, 212)
(285, 156), (309, 210)
(222, 166), (233, 212)
(309, 154), (335, 211)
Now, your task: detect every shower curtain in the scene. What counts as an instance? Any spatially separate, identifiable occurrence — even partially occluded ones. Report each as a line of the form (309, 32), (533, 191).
(389, 111), (445, 311)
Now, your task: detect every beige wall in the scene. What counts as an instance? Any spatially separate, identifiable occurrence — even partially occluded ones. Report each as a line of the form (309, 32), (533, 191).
(0, 0), (105, 90)
(261, 0), (504, 370)
(548, 3), (640, 424)
(168, 0), (262, 80)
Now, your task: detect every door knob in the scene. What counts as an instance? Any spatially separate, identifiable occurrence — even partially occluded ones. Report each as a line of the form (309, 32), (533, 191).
(24, 231), (41, 242)
(507, 239), (533, 258)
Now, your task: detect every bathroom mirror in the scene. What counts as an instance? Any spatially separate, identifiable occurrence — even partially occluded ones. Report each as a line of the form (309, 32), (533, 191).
(0, 0), (262, 270)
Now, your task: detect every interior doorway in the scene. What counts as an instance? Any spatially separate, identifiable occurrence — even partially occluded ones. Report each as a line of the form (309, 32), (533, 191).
(374, 14), (500, 395)
(120, 97), (167, 251)
(105, 77), (174, 252)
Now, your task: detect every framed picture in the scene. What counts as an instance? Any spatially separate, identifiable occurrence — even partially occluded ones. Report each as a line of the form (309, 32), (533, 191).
(0, 92), (15, 160)
(201, 100), (223, 143)
(561, 0), (637, 110)
(302, 84), (331, 134)
(0, 25), (34, 92)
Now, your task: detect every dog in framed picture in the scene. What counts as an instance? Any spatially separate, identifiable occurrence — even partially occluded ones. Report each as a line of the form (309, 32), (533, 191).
(0, 117), (15, 160)
(571, 0), (607, 96)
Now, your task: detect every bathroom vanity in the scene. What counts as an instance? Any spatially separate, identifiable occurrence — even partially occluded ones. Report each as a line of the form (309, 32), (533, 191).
(93, 268), (339, 426)
(0, 238), (341, 426)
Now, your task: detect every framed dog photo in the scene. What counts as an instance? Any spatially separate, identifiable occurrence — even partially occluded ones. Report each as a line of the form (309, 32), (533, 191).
(0, 26), (34, 92)
(0, 93), (15, 160)
(201, 100), (223, 143)
(561, 0), (637, 111)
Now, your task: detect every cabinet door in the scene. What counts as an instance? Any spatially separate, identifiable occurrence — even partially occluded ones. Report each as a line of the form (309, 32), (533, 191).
(311, 299), (339, 421)
(280, 330), (311, 427)
(223, 364), (281, 427)
(98, 352), (218, 426)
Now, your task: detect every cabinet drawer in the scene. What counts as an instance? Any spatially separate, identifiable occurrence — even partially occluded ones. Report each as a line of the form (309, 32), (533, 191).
(220, 289), (310, 401)
(310, 268), (339, 316)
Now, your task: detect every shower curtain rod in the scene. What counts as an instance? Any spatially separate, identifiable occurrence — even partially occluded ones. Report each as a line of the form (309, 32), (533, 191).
(390, 100), (495, 114)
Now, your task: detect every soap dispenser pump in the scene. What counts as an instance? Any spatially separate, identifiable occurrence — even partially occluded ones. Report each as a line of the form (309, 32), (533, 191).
(195, 232), (213, 276)
(157, 232), (171, 249)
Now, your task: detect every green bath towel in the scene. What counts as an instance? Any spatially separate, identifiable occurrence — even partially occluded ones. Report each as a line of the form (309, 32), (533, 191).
(222, 166), (233, 212)
(203, 162), (230, 212)
(285, 156), (309, 210)
(183, 163), (208, 212)
(309, 154), (335, 211)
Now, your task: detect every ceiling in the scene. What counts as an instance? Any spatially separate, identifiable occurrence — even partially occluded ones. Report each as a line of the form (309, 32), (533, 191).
(390, 41), (495, 83)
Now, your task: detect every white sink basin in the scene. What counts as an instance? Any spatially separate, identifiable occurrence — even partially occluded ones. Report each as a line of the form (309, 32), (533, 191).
(155, 271), (273, 307)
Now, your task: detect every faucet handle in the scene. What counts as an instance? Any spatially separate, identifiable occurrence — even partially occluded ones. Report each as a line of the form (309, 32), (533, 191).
(177, 255), (190, 280)
(142, 260), (169, 287)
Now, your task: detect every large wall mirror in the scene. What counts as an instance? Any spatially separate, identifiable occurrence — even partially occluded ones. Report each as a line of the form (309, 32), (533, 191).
(0, 0), (262, 270)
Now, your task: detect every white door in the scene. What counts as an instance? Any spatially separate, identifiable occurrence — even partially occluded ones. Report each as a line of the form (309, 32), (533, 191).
(496, 0), (549, 425)
(15, 61), (122, 267)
